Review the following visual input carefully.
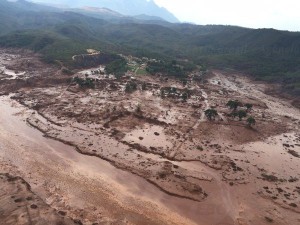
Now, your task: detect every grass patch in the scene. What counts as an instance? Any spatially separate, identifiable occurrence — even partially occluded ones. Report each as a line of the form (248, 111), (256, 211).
(136, 68), (148, 75)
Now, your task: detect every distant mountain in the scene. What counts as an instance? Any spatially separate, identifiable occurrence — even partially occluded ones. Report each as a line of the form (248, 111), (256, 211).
(80, 7), (123, 17)
(70, 6), (124, 21)
(31, 0), (179, 23)
(4, 0), (59, 12)
(133, 14), (165, 22)
(71, 7), (168, 23)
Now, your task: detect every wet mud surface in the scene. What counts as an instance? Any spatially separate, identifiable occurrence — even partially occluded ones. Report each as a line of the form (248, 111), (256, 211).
(0, 49), (299, 225)
(0, 173), (74, 225)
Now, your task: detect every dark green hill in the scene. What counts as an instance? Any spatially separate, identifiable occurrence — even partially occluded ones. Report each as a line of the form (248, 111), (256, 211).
(0, 0), (299, 95)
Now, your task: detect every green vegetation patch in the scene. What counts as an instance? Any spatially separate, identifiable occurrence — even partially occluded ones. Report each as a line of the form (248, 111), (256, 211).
(136, 68), (148, 75)
(105, 58), (129, 78)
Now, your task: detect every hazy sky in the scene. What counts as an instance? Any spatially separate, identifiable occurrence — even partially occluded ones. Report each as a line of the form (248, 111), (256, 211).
(153, 0), (300, 31)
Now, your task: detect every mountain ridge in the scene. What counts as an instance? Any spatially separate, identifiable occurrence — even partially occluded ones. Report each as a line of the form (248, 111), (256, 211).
(30, 0), (179, 22)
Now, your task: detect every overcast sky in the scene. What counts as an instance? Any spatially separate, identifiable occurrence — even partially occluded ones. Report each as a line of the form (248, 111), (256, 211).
(153, 0), (300, 31)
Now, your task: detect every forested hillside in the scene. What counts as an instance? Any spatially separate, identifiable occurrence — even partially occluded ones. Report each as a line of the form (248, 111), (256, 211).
(0, 0), (299, 95)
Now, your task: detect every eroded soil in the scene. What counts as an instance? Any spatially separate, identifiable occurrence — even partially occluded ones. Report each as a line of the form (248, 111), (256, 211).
(0, 173), (74, 225)
(0, 49), (299, 225)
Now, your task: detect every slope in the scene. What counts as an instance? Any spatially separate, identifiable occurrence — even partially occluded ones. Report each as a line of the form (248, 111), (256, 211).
(0, 0), (299, 95)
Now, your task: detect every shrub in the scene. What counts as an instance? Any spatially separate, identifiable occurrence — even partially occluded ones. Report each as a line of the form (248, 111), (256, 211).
(204, 109), (218, 121)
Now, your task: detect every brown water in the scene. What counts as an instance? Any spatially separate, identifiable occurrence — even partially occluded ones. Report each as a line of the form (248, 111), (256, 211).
(0, 96), (236, 225)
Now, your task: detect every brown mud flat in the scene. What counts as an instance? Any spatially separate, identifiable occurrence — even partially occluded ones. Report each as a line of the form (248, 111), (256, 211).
(0, 49), (300, 225)
(0, 173), (74, 225)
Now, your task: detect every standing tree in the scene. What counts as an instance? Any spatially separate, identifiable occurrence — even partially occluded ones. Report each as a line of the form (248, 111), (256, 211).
(226, 100), (242, 111)
(204, 109), (218, 121)
(246, 116), (256, 127)
(181, 92), (189, 102)
(125, 81), (137, 93)
(135, 103), (142, 114)
(237, 110), (247, 121)
(245, 103), (253, 112)
(141, 82), (147, 91)
(160, 89), (165, 98)
(230, 111), (238, 119)
(73, 76), (95, 89)
(105, 58), (128, 79)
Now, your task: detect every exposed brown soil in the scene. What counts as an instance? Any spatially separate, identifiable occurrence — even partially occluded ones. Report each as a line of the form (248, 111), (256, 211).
(0, 173), (74, 225)
(0, 49), (299, 225)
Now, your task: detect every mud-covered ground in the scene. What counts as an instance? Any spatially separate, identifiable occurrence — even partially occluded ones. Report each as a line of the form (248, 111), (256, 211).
(0, 49), (299, 225)
(0, 173), (74, 225)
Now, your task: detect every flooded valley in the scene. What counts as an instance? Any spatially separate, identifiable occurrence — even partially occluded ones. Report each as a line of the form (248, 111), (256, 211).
(0, 49), (299, 225)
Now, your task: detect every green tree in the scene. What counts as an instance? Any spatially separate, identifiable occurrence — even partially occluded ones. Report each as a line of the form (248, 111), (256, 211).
(105, 58), (128, 79)
(237, 110), (247, 121)
(141, 82), (147, 91)
(160, 89), (165, 98)
(230, 111), (238, 119)
(135, 103), (142, 114)
(226, 100), (242, 111)
(204, 109), (218, 121)
(247, 116), (256, 127)
(181, 92), (189, 102)
(146, 60), (187, 78)
(245, 103), (253, 112)
(73, 76), (95, 88)
(125, 81), (137, 93)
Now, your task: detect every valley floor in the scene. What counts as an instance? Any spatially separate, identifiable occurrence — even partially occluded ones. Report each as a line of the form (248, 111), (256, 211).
(0, 49), (299, 225)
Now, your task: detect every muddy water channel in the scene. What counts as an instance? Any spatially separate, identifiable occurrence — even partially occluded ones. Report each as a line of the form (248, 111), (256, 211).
(0, 96), (234, 225)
